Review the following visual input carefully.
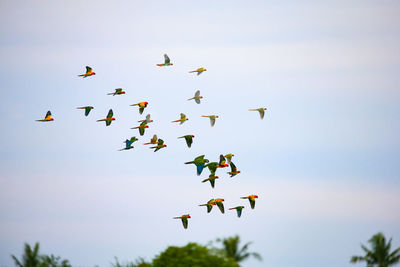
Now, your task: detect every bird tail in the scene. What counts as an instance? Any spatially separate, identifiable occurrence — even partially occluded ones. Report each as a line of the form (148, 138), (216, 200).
(131, 103), (138, 106)
(240, 197), (247, 199)
(184, 161), (194, 165)
(171, 120), (180, 123)
(187, 97), (194, 101)
(229, 208), (236, 210)
(97, 119), (105, 122)
(156, 64), (164, 66)
(189, 70), (196, 73)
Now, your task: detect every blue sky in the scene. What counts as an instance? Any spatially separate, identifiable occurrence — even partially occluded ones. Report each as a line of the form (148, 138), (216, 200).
(1, 1), (400, 266)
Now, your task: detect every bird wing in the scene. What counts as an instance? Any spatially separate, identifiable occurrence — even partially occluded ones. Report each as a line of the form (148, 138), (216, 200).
(259, 109), (265, 119)
(216, 202), (225, 213)
(195, 98), (200, 104)
(107, 109), (113, 119)
(180, 113), (186, 120)
(249, 198), (256, 209)
(185, 136), (193, 148)
(219, 154), (226, 165)
(209, 179), (215, 188)
(45, 111), (52, 120)
(182, 217), (188, 229)
(196, 164), (205, 176)
(210, 117), (216, 127)
(115, 88), (122, 94)
(195, 90), (200, 97)
(139, 107), (145, 115)
(207, 204), (213, 213)
(84, 107), (91, 116)
(230, 162), (237, 172)
(157, 139), (164, 146)
(237, 208), (242, 218)
(85, 66), (92, 74)
(146, 114), (151, 122)
(164, 54), (170, 64)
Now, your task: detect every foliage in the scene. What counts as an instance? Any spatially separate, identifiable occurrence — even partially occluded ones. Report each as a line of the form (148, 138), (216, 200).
(11, 242), (72, 267)
(350, 232), (400, 267)
(152, 242), (239, 267)
(216, 235), (262, 264)
(111, 256), (152, 267)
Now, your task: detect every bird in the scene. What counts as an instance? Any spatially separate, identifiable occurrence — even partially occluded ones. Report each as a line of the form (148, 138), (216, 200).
(187, 90), (203, 104)
(107, 88), (125, 96)
(249, 107), (267, 119)
(138, 114), (153, 124)
(189, 67), (207, 75)
(157, 54), (173, 66)
(131, 121), (149, 136)
(205, 162), (219, 175)
(178, 135), (194, 148)
(150, 139), (167, 152)
(229, 206), (245, 218)
(173, 214), (190, 229)
(78, 66), (95, 78)
(199, 199), (216, 213)
(224, 153), (234, 164)
(143, 134), (158, 145)
(202, 115), (219, 127)
(218, 154), (229, 168)
(119, 137), (138, 151)
(201, 174), (219, 188)
(131, 102), (148, 115)
(185, 155), (209, 176)
(227, 162), (241, 177)
(97, 109), (115, 126)
(76, 106), (94, 117)
(36, 111), (54, 122)
(171, 113), (188, 124)
(241, 195), (258, 209)
(214, 198), (225, 214)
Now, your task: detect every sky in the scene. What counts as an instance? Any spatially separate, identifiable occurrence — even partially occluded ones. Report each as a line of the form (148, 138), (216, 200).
(1, 0), (400, 266)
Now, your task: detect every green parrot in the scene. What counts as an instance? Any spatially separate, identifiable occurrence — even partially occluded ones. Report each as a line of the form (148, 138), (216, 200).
(199, 199), (216, 213)
(119, 137), (138, 151)
(185, 155), (209, 176)
(202, 174), (219, 188)
(107, 88), (125, 96)
(241, 195), (259, 209)
(202, 115), (219, 127)
(249, 107), (267, 119)
(131, 121), (149, 136)
(96, 109), (115, 126)
(227, 162), (241, 177)
(224, 153), (234, 164)
(229, 206), (245, 218)
(214, 198), (225, 214)
(173, 214), (190, 229)
(150, 139), (167, 152)
(178, 135), (195, 148)
(76, 106), (94, 116)
(205, 162), (219, 175)
(187, 90), (203, 104)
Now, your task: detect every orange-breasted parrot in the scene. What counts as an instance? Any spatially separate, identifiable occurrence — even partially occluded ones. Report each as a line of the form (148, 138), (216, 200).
(178, 135), (194, 148)
(108, 88), (125, 96)
(131, 121), (148, 136)
(150, 139), (166, 152)
(249, 107), (267, 119)
(144, 134), (158, 145)
(227, 162), (241, 177)
(224, 153), (234, 164)
(214, 198), (225, 214)
(78, 66), (95, 78)
(119, 136), (138, 151)
(241, 195), (258, 209)
(218, 154), (229, 168)
(131, 102), (148, 115)
(97, 109), (115, 126)
(202, 115), (219, 127)
(157, 54), (173, 66)
(187, 90), (203, 104)
(76, 106), (94, 117)
(138, 114), (153, 124)
(171, 113), (188, 124)
(189, 67), (207, 75)
(202, 174), (219, 188)
(173, 214), (190, 229)
(199, 199), (216, 213)
(36, 111), (54, 122)
(229, 206), (245, 218)
(185, 155), (209, 176)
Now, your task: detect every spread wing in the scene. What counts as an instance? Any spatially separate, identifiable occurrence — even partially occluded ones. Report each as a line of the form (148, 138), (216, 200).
(180, 113), (186, 120)
(210, 117), (216, 127)
(181, 217), (188, 229)
(259, 109), (265, 119)
(195, 90), (200, 97)
(184, 136), (193, 148)
(230, 162), (237, 172)
(85, 66), (92, 74)
(164, 54), (170, 64)
(45, 111), (52, 119)
(84, 107), (92, 116)
(107, 109), (113, 119)
(249, 198), (256, 209)
(237, 208), (242, 218)
(216, 202), (225, 213)
(157, 139), (164, 146)
(115, 88), (122, 94)
(139, 107), (145, 115)
(219, 154), (226, 165)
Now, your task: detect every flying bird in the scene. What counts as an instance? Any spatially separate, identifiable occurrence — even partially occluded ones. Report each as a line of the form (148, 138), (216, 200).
(189, 67), (207, 75)
(249, 107), (267, 119)
(218, 154), (229, 168)
(214, 198), (225, 214)
(78, 66), (95, 78)
(202, 115), (219, 127)
(185, 155), (209, 176)
(144, 134), (158, 145)
(199, 199), (216, 213)
(173, 214), (191, 229)
(119, 137), (138, 151)
(131, 102), (148, 115)
(205, 162), (219, 175)
(138, 114), (153, 124)
(36, 111), (54, 122)
(187, 90), (203, 104)
(131, 121), (149, 136)
(76, 106), (94, 117)
(178, 135), (194, 148)
(107, 88), (125, 96)
(241, 195), (258, 209)
(150, 139), (167, 152)
(157, 54), (173, 66)
(227, 162), (241, 177)
(171, 113), (188, 124)
(97, 109), (115, 126)
(201, 174), (219, 188)
(229, 206), (245, 218)
(224, 153), (234, 164)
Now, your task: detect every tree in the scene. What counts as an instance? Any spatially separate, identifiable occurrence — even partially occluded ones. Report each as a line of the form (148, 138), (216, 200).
(11, 242), (72, 267)
(216, 235), (262, 265)
(111, 256), (152, 267)
(152, 242), (239, 267)
(351, 232), (400, 267)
